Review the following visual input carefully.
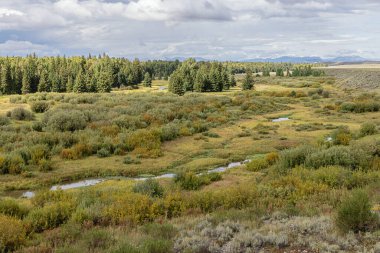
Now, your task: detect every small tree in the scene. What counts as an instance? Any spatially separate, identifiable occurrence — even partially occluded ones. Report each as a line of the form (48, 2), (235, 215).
(336, 190), (379, 233)
(169, 73), (185, 96)
(143, 72), (152, 87)
(242, 70), (254, 90)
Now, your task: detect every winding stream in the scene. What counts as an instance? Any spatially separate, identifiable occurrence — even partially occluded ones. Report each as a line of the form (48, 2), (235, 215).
(21, 160), (251, 198)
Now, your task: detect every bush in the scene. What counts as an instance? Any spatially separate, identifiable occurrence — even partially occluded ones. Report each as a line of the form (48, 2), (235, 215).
(97, 148), (111, 158)
(246, 158), (269, 172)
(25, 202), (73, 232)
(9, 108), (34, 121)
(30, 144), (50, 165)
(360, 122), (377, 137)
(336, 190), (379, 233)
(141, 238), (173, 253)
(0, 214), (26, 252)
(123, 156), (141, 165)
(175, 172), (221, 191)
(45, 110), (87, 132)
(305, 146), (357, 170)
(133, 179), (164, 198)
(141, 223), (177, 240)
(0, 198), (29, 218)
(30, 101), (49, 113)
(38, 159), (53, 172)
(331, 126), (352, 145)
(277, 145), (316, 171)
(0, 115), (10, 126)
(83, 228), (114, 251)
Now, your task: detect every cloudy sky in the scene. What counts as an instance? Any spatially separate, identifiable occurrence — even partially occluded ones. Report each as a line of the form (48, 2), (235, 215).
(0, 0), (379, 60)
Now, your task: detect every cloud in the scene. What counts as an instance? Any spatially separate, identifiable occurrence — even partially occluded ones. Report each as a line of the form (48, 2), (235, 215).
(0, 0), (379, 59)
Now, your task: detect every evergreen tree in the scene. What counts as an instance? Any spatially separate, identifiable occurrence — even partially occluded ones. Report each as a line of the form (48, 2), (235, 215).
(66, 75), (74, 92)
(169, 73), (185, 96)
(242, 70), (254, 90)
(21, 71), (31, 94)
(230, 74), (237, 87)
(143, 72), (152, 87)
(1, 64), (13, 94)
(38, 70), (50, 92)
(96, 70), (113, 92)
(73, 69), (87, 93)
(276, 68), (284, 77)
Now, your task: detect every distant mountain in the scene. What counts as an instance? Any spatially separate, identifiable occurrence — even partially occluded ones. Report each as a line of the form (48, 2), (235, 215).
(241, 56), (368, 63)
(161, 55), (370, 63)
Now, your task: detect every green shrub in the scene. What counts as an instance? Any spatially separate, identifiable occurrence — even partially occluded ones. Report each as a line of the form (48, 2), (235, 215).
(360, 122), (377, 137)
(38, 159), (53, 172)
(30, 144), (50, 165)
(305, 146), (360, 170)
(175, 172), (221, 191)
(277, 145), (316, 171)
(0, 198), (29, 218)
(0, 115), (10, 126)
(141, 223), (177, 240)
(31, 121), (44, 132)
(123, 156), (141, 165)
(0, 214), (26, 252)
(133, 179), (164, 198)
(9, 108), (34, 121)
(83, 228), (114, 251)
(246, 157), (269, 172)
(111, 242), (140, 253)
(45, 110), (87, 132)
(30, 101), (49, 113)
(26, 202), (73, 232)
(336, 190), (379, 233)
(97, 148), (111, 158)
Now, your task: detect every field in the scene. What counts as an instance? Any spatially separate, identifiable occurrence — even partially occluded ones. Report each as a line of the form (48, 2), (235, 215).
(1, 71), (380, 253)
(320, 63), (380, 91)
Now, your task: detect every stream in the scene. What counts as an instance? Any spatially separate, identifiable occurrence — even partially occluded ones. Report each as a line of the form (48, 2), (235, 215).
(21, 160), (251, 198)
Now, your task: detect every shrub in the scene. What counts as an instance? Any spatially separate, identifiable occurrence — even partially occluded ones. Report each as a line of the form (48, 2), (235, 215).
(0, 198), (29, 218)
(45, 110), (87, 132)
(331, 126), (352, 145)
(277, 145), (316, 171)
(97, 148), (111, 158)
(336, 190), (379, 233)
(266, 152), (279, 165)
(30, 144), (50, 165)
(123, 156), (141, 165)
(141, 223), (177, 240)
(0, 115), (10, 126)
(111, 242), (140, 253)
(246, 158), (269, 172)
(133, 179), (164, 198)
(25, 202), (73, 232)
(83, 228), (114, 251)
(9, 108), (34, 121)
(31, 121), (44, 132)
(38, 159), (53, 172)
(30, 101), (49, 113)
(359, 122), (377, 137)
(3, 154), (25, 175)
(0, 214), (26, 252)
(175, 172), (221, 191)
(305, 146), (357, 170)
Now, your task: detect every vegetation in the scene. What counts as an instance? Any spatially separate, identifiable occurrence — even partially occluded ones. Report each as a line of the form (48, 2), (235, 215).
(0, 62), (379, 253)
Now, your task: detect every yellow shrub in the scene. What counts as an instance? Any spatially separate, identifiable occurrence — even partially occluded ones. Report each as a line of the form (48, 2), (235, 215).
(0, 214), (26, 252)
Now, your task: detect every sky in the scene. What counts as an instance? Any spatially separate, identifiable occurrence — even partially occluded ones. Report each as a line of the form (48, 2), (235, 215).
(0, 0), (379, 60)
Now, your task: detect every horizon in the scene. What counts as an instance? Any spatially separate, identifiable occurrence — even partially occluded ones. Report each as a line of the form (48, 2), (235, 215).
(1, 0), (380, 60)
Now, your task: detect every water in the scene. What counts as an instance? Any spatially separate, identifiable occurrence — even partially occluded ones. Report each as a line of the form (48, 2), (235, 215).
(22, 191), (35, 198)
(159, 86), (167, 91)
(272, 117), (290, 122)
(21, 160), (249, 198)
(51, 179), (105, 191)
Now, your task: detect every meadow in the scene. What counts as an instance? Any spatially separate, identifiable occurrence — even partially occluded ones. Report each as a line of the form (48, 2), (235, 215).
(0, 68), (380, 253)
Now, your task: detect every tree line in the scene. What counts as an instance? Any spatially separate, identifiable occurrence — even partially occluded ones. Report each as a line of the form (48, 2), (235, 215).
(0, 54), (180, 95)
(169, 59), (237, 95)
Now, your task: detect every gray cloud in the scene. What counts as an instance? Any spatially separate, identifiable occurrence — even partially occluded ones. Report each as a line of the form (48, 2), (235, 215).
(0, 0), (379, 59)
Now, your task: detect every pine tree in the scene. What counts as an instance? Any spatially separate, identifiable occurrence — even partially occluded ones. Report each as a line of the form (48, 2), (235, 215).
(21, 70), (31, 94)
(242, 70), (254, 90)
(96, 70), (113, 92)
(66, 75), (73, 92)
(38, 70), (50, 92)
(143, 72), (152, 87)
(169, 73), (184, 96)
(230, 74), (237, 87)
(1, 64), (13, 94)
(73, 69), (86, 93)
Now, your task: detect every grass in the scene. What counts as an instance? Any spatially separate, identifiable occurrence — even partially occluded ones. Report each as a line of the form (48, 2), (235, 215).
(1, 74), (380, 252)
